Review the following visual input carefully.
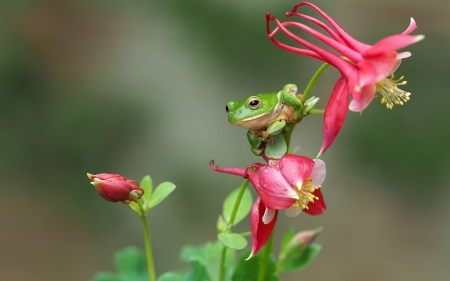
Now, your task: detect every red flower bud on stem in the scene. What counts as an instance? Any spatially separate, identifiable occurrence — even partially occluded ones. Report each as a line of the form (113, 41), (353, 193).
(87, 173), (144, 204)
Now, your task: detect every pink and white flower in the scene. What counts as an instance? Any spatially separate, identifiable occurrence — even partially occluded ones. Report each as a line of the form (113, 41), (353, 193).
(210, 154), (326, 257)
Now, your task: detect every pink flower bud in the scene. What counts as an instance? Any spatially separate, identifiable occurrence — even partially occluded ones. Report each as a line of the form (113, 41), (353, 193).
(290, 228), (322, 248)
(87, 173), (144, 203)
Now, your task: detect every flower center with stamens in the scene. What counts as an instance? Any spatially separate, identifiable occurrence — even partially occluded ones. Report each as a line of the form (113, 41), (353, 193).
(376, 73), (411, 109)
(291, 177), (320, 210)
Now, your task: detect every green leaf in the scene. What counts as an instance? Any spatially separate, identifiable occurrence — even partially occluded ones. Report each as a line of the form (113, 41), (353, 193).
(222, 187), (253, 226)
(140, 175), (153, 202)
(218, 233), (248, 250)
(280, 226), (295, 253)
(180, 244), (207, 264)
(266, 120), (286, 135)
(128, 201), (141, 215)
(232, 249), (279, 281)
(217, 215), (227, 233)
(148, 182), (176, 209)
(184, 261), (212, 281)
(114, 246), (148, 281)
(264, 133), (287, 159)
(128, 176), (154, 215)
(181, 241), (235, 281)
(278, 243), (322, 272)
(157, 272), (187, 281)
(90, 272), (123, 281)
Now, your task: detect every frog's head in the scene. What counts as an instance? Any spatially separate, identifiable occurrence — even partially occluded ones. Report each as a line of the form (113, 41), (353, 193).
(226, 93), (279, 130)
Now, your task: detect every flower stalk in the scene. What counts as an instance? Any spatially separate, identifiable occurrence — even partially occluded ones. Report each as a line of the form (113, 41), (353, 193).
(135, 196), (156, 281)
(257, 233), (274, 281)
(218, 179), (250, 281)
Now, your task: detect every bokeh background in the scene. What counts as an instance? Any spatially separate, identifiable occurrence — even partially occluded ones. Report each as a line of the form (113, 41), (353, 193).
(1, 0), (449, 280)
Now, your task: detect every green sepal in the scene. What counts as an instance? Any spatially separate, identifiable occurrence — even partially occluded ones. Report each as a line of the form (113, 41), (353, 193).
(264, 133), (287, 159)
(277, 243), (322, 272)
(232, 249), (279, 281)
(218, 233), (248, 250)
(222, 187), (252, 226)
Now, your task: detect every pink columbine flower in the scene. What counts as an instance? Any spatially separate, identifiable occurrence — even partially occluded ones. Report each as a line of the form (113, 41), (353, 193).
(266, 2), (424, 155)
(87, 173), (144, 203)
(210, 154), (326, 258)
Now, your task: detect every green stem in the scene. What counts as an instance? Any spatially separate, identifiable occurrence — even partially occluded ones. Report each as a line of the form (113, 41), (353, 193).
(228, 179), (250, 228)
(284, 123), (296, 154)
(300, 62), (330, 104)
(218, 179), (250, 281)
(136, 200), (156, 281)
(257, 232), (274, 281)
(283, 63), (329, 154)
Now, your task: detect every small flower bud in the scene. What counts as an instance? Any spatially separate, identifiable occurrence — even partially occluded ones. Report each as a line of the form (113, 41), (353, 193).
(87, 173), (144, 203)
(290, 227), (323, 248)
(304, 96), (320, 113)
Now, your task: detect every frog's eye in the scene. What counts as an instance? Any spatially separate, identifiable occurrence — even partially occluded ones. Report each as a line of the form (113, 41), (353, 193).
(247, 97), (261, 110)
(225, 104), (229, 112)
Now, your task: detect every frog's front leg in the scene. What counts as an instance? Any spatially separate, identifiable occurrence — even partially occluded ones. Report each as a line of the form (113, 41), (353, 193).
(247, 130), (265, 156)
(248, 120), (287, 156)
(279, 90), (304, 122)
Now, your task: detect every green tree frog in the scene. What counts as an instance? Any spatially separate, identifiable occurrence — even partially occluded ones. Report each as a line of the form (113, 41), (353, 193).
(226, 84), (304, 155)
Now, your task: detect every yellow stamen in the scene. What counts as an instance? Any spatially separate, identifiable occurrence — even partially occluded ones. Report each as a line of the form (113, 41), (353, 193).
(291, 177), (321, 210)
(376, 72), (411, 109)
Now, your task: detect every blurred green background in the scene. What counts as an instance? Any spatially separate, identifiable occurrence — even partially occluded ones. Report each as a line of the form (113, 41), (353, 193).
(1, 0), (449, 280)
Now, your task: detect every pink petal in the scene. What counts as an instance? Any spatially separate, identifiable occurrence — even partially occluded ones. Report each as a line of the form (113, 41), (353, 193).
(266, 13), (325, 61)
(348, 83), (376, 112)
(258, 166), (298, 209)
(391, 59), (402, 73)
(248, 197), (278, 259)
(279, 155), (315, 188)
(310, 159), (326, 185)
(278, 20), (362, 63)
(355, 61), (377, 88)
(363, 34), (425, 57)
(291, 2), (371, 53)
(273, 18), (356, 76)
(402, 18), (417, 35)
(209, 160), (246, 177)
(303, 189), (326, 216)
(319, 77), (349, 155)
(360, 52), (398, 82)
(291, 12), (346, 44)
